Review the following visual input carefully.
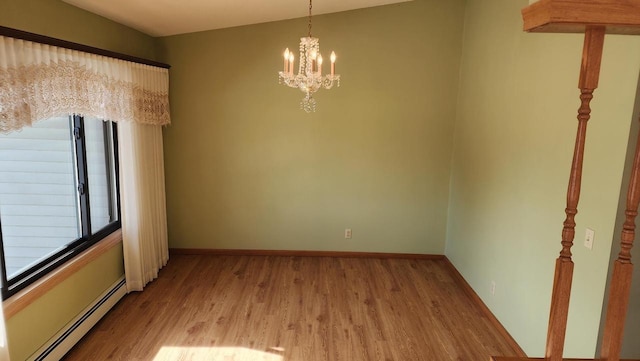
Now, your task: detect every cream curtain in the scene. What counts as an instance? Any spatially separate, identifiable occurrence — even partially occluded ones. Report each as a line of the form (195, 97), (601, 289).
(118, 121), (169, 291)
(0, 300), (7, 361)
(0, 35), (170, 294)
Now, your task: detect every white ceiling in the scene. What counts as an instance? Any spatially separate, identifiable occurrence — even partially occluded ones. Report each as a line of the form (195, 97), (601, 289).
(62, 0), (413, 37)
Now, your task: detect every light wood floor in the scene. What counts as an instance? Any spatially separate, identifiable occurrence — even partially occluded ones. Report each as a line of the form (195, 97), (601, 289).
(63, 255), (521, 361)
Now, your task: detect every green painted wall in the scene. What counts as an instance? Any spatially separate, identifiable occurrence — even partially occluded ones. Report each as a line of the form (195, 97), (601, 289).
(0, 1), (155, 359)
(0, 0), (157, 60)
(3, 0), (637, 358)
(157, 0), (465, 254)
(5, 246), (124, 361)
(446, 0), (640, 357)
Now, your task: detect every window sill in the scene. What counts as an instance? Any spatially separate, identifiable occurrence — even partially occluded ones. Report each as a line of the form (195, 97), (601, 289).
(3, 229), (123, 319)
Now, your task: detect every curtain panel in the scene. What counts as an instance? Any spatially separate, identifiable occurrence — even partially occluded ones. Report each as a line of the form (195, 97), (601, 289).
(119, 121), (169, 292)
(0, 35), (170, 133)
(0, 34), (170, 294)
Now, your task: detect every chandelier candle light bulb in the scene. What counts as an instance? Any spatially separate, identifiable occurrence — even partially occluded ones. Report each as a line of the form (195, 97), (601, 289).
(277, 0), (341, 112)
(289, 53), (294, 75)
(330, 51), (336, 76)
(284, 48), (290, 73)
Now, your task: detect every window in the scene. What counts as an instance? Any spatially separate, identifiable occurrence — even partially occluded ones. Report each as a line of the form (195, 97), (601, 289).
(0, 115), (120, 299)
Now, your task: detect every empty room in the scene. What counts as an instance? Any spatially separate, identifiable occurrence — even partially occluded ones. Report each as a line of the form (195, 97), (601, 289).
(0, 0), (639, 360)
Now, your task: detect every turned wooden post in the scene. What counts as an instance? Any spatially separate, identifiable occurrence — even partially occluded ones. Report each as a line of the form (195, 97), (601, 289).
(599, 117), (640, 361)
(519, 1), (640, 359)
(545, 26), (605, 361)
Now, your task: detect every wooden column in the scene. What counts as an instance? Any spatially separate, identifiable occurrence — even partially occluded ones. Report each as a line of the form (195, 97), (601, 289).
(599, 117), (640, 361)
(545, 26), (605, 361)
(519, 1), (640, 359)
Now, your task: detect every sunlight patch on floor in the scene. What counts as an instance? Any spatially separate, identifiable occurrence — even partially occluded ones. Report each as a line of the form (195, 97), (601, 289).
(154, 346), (283, 360)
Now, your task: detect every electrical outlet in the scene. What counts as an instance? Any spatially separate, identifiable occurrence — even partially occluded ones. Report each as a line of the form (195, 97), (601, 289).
(490, 281), (496, 296)
(345, 228), (352, 239)
(585, 228), (595, 250)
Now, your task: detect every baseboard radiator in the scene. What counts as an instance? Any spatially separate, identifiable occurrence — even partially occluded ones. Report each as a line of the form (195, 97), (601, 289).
(29, 277), (127, 361)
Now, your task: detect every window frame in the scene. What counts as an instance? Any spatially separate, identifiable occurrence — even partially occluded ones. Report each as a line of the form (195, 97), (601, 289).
(0, 116), (121, 300)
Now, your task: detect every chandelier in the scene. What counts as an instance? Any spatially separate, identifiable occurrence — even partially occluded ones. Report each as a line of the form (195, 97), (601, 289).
(278, 0), (341, 113)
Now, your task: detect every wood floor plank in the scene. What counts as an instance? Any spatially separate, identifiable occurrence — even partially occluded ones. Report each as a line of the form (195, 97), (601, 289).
(63, 255), (521, 361)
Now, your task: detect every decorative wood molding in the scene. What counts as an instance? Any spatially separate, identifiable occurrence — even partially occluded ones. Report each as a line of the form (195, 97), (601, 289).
(522, 0), (640, 34)
(169, 248), (445, 259)
(0, 25), (170, 69)
(3, 229), (123, 319)
(442, 257), (527, 358)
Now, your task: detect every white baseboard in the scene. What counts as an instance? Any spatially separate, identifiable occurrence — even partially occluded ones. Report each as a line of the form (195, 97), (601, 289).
(28, 277), (127, 361)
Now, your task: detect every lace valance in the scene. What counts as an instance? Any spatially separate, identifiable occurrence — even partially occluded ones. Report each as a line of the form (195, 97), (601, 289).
(0, 36), (170, 133)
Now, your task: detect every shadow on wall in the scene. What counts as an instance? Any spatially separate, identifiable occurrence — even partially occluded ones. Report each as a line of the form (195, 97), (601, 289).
(597, 70), (640, 359)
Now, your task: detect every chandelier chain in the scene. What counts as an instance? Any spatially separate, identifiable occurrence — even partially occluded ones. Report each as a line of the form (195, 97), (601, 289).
(308, 0), (312, 37)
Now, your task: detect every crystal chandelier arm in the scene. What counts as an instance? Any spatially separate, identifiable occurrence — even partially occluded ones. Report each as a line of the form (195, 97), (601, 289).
(321, 75), (340, 89)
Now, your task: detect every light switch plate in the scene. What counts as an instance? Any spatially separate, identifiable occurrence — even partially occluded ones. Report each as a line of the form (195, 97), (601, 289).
(585, 228), (595, 250)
